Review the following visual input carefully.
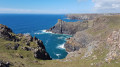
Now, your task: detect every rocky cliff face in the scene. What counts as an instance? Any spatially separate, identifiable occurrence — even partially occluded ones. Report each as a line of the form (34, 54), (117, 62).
(63, 15), (120, 65)
(64, 16), (109, 52)
(47, 19), (88, 35)
(64, 31), (93, 52)
(0, 24), (51, 67)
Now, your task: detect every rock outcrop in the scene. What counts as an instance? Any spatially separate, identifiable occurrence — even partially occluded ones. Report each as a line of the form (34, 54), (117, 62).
(47, 19), (88, 35)
(0, 60), (10, 67)
(0, 24), (15, 41)
(105, 30), (120, 63)
(0, 24), (51, 60)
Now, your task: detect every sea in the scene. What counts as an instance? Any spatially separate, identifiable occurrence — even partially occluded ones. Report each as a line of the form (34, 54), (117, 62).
(0, 14), (79, 59)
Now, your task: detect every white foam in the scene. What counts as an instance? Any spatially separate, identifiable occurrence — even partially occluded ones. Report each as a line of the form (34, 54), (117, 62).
(23, 33), (30, 36)
(57, 36), (65, 39)
(42, 30), (47, 32)
(34, 30), (53, 35)
(34, 32), (43, 34)
(56, 54), (61, 57)
(64, 18), (70, 20)
(57, 43), (65, 50)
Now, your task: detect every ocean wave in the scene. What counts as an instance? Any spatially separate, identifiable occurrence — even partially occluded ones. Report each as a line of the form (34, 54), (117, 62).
(42, 30), (53, 34)
(23, 33), (30, 35)
(56, 54), (61, 57)
(34, 30), (53, 35)
(57, 36), (65, 39)
(34, 30), (73, 38)
(57, 43), (65, 50)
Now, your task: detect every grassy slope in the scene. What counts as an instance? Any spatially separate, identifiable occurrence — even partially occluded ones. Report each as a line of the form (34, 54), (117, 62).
(1, 15), (120, 67)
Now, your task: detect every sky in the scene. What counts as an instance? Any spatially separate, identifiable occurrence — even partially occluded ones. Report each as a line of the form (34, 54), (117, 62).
(0, 0), (119, 14)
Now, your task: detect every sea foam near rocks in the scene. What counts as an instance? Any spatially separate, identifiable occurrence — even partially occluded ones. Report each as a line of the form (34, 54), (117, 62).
(57, 43), (65, 50)
(56, 54), (61, 57)
(34, 30), (53, 35)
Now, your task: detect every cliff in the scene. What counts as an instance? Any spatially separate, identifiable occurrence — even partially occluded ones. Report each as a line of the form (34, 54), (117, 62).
(43, 15), (120, 67)
(66, 13), (120, 20)
(47, 19), (88, 35)
(64, 15), (120, 65)
(0, 24), (51, 67)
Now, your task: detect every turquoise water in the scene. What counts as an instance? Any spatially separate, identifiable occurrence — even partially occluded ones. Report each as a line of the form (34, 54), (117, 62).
(0, 14), (78, 59)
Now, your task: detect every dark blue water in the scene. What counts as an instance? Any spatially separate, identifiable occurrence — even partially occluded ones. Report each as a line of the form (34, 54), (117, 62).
(0, 14), (78, 59)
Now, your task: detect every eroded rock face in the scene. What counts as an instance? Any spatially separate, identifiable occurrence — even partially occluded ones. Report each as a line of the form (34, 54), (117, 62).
(33, 39), (51, 60)
(34, 47), (51, 60)
(47, 19), (88, 35)
(65, 31), (93, 52)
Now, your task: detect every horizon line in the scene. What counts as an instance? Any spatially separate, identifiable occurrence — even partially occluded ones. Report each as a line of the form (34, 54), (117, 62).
(0, 13), (120, 15)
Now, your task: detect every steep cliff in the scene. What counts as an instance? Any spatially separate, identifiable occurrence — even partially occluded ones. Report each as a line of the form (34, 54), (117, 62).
(47, 19), (88, 35)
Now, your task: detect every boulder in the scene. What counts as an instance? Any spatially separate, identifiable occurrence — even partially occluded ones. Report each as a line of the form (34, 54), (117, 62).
(6, 43), (19, 50)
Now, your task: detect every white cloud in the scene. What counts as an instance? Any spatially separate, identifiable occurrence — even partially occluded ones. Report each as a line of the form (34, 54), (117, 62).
(93, 0), (120, 13)
(0, 8), (43, 13)
(0, 8), (70, 14)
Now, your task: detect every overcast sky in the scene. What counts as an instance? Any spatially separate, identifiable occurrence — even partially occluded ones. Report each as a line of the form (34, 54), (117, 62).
(0, 0), (119, 14)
